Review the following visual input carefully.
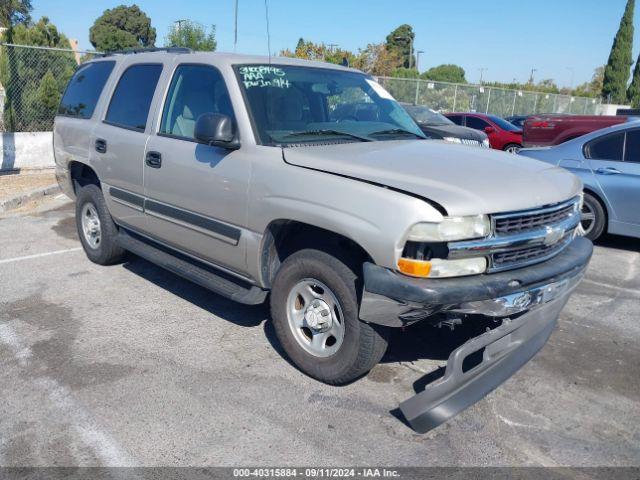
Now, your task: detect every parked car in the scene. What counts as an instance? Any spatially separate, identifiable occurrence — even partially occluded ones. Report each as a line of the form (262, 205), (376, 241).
(505, 115), (529, 129)
(401, 103), (490, 148)
(523, 114), (628, 147)
(520, 121), (640, 241)
(55, 49), (592, 433)
(445, 112), (523, 153)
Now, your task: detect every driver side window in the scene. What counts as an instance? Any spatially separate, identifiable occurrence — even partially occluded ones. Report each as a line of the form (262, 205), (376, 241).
(160, 64), (235, 140)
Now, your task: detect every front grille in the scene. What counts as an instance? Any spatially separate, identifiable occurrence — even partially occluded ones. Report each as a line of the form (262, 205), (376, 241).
(494, 202), (576, 235)
(492, 233), (573, 270)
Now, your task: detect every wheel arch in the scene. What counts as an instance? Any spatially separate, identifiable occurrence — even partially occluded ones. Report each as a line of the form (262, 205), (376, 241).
(582, 187), (609, 232)
(69, 161), (101, 193)
(259, 219), (375, 288)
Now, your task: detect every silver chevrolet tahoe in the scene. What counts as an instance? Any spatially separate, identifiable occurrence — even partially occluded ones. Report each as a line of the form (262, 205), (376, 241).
(54, 48), (592, 433)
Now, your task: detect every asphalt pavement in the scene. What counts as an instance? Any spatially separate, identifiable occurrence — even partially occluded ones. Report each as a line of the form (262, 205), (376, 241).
(0, 196), (639, 467)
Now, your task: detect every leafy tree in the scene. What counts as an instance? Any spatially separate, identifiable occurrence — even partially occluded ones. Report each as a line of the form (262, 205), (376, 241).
(602, 0), (634, 103)
(385, 24), (415, 69)
(0, 17), (76, 131)
(280, 39), (358, 67)
(574, 66), (605, 98)
(628, 57), (640, 106)
(165, 20), (216, 51)
(0, 0), (32, 28)
(421, 64), (467, 83)
(90, 4), (156, 52)
(354, 43), (402, 76)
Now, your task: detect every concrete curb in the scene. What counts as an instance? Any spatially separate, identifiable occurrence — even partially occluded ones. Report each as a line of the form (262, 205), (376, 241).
(0, 183), (61, 213)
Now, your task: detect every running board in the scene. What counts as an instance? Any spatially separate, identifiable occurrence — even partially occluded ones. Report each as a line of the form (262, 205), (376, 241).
(116, 229), (267, 305)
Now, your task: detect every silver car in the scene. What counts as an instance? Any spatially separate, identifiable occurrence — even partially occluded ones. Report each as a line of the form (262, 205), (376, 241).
(520, 121), (640, 241)
(54, 49), (591, 432)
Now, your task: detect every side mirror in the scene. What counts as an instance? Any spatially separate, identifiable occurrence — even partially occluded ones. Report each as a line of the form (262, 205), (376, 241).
(194, 113), (239, 149)
(484, 126), (495, 134)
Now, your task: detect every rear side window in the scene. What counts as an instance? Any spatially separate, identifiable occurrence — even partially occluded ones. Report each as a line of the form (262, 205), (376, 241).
(447, 115), (463, 125)
(58, 61), (115, 119)
(105, 64), (162, 131)
(624, 129), (640, 162)
(466, 116), (490, 131)
(585, 133), (624, 161)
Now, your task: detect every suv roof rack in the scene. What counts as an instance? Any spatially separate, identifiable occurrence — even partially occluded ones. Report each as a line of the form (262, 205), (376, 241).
(99, 47), (192, 57)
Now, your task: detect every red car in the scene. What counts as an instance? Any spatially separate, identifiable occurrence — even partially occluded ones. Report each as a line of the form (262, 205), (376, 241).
(445, 113), (523, 153)
(523, 114), (628, 147)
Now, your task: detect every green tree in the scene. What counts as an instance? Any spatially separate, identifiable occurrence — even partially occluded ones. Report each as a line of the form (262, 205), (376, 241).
(0, 0), (31, 28)
(602, 0), (635, 103)
(421, 64), (467, 83)
(165, 20), (216, 51)
(629, 57), (640, 106)
(0, 17), (76, 131)
(385, 24), (415, 69)
(90, 4), (156, 52)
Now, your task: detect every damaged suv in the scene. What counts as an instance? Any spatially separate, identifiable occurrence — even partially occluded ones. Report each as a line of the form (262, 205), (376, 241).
(54, 49), (592, 433)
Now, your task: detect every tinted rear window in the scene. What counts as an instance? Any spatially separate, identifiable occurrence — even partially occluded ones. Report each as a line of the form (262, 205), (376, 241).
(586, 132), (624, 161)
(105, 64), (162, 131)
(58, 61), (115, 119)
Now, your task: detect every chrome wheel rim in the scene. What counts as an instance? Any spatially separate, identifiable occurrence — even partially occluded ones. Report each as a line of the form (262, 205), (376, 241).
(506, 145), (520, 154)
(580, 201), (596, 237)
(81, 203), (101, 249)
(285, 278), (345, 358)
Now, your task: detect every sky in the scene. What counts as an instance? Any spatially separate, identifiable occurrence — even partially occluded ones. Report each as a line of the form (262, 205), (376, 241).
(32, 0), (640, 87)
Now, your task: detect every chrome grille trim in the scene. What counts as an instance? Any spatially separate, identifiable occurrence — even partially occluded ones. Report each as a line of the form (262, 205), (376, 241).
(447, 196), (582, 273)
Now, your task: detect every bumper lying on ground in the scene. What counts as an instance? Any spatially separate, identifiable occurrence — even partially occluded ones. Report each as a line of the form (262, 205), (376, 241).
(359, 237), (593, 433)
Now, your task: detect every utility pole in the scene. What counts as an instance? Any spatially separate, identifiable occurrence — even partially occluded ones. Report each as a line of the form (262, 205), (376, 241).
(174, 19), (187, 32)
(234, 0), (239, 52)
(416, 50), (424, 72)
(528, 68), (537, 85)
(478, 67), (487, 84)
(566, 67), (574, 91)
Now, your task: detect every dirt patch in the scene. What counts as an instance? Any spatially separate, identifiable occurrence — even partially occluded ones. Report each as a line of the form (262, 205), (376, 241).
(0, 172), (56, 201)
(52, 216), (78, 241)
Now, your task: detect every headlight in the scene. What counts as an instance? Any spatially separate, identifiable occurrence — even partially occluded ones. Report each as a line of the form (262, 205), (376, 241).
(481, 138), (490, 148)
(407, 215), (491, 242)
(398, 257), (487, 278)
(443, 137), (462, 144)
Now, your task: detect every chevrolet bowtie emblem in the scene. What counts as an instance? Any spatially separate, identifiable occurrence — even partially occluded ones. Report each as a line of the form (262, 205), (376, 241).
(543, 225), (565, 246)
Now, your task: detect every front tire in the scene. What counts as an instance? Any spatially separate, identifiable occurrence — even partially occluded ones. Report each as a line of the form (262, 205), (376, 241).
(270, 249), (388, 385)
(75, 184), (126, 265)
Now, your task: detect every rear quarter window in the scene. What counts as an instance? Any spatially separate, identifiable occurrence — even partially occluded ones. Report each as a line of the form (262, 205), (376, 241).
(58, 61), (115, 119)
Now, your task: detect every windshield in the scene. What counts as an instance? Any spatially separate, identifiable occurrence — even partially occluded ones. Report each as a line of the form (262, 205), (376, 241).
(236, 64), (426, 145)
(488, 114), (522, 132)
(403, 105), (453, 126)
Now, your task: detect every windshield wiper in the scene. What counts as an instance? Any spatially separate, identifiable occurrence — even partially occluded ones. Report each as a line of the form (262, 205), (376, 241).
(368, 128), (425, 139)
(279, 129), (372, 142)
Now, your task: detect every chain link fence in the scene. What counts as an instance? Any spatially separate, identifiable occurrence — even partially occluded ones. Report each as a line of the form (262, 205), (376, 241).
(0, 43), (611, 132)
(377, 76), (603, 116)
(0, 43), (102, 132)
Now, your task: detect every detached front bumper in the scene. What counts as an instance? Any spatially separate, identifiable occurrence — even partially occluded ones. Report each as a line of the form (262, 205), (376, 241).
(359, 237), (593, 433)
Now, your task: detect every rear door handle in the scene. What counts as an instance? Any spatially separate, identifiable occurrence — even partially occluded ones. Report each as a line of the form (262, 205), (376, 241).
(595, 167), (621, 175)
(95, 138), (107, 154)
(145, 151), (162, 168)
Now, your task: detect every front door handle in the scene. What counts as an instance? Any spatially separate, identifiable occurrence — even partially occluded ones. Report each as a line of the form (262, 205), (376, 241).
(145, 151), (162, 168)
(95, 138), (107, 154)
(595, 167), (621, 175)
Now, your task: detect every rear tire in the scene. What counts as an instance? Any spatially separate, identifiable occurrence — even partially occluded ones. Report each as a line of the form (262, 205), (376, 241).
(75, 184), (126, 265)
(580, 192), (606, 241)
(503, 143), (522, 154)
(270, 249), (388, 385)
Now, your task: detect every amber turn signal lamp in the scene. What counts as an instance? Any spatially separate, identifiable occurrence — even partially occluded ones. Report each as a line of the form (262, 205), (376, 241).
(397, 258), (432, 278)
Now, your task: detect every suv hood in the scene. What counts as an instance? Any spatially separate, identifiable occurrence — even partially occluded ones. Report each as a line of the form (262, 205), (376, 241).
(282, 140), (581, 216)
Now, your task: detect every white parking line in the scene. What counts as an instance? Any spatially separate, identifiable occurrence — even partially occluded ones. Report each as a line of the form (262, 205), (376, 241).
(0, 247), (82, 265)
(0, 323), (136, 466)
